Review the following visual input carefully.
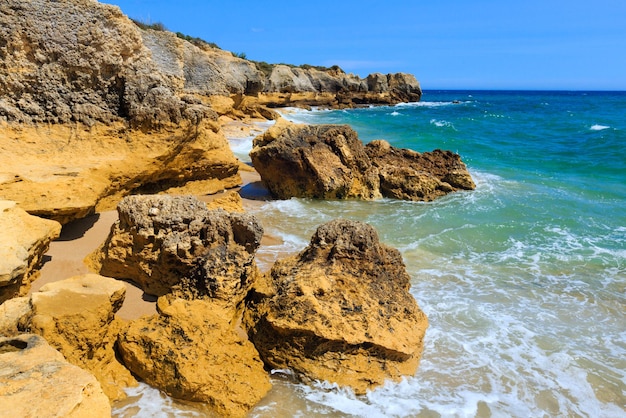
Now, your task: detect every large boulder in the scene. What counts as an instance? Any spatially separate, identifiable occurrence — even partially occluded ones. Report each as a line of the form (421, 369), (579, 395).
(93, 193), (271, 415)
(19, 274), (137, 401)
(365, 139), (476, 201)
(249, 119), (381, 200)
(0, 334), (111, 418)
(246, 219), (428, 394)
(250, 120), (475, 202)
(0, 200), (61, 303)
(90, 194), (263, 301)
(118, 295), (271, 417)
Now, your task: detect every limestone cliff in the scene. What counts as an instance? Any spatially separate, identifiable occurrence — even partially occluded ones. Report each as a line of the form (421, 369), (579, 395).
(0, 0), (424, 223)
(0, 0), (244, 223)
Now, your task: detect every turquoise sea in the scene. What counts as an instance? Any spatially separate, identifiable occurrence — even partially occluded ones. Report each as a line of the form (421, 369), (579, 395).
(116, 91), (626, 417)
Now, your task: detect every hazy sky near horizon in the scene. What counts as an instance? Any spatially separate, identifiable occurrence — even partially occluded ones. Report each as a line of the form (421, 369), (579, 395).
(103, 0), (626, 90)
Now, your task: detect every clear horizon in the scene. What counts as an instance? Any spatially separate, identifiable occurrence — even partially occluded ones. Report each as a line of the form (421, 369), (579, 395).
(103, 0), (626, 91)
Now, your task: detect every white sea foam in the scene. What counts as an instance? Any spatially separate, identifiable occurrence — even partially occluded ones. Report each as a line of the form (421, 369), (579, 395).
(429, 118), (456, 129)
(112, 384), (203, 417)
(389, 110), (401, 116)
(396, 100), (470, 108)
(590, 124), (610, 131)
(228, 137), (253, 162)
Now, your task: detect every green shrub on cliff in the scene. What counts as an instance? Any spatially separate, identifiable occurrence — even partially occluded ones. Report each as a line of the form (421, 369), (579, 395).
(131, 18), (167, 31)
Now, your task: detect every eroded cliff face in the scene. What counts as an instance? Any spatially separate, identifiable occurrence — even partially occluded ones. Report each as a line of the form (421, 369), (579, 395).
(0, 0), (179, 127)
(0, 0), (247, 223)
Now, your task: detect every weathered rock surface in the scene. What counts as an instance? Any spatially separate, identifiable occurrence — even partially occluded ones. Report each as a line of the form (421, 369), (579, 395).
(118, 295), (271, 417)
(141, 29), (265, 97)
(0, 296), (30, 336)
(0, 0), (243, 223)
(0, 334), (111, 418)
(246, 219), (428, 394)
(250, 119), (381, 199)
(0, 0), (183, 127)
(250, 120), (475, 201)
(0, 200), (61, 303)
(90, 195), (263, 300)
(1, 0), (420, 125)
(19, 274), (137, 401)
(366, 139), (476, 201)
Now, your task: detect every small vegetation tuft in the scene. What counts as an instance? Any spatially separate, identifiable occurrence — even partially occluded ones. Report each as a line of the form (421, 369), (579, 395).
(131, 18), (220, 49)
(131, 18), (167, 31)
(175, 32), (221, 49)
(252, 61), (342, 76)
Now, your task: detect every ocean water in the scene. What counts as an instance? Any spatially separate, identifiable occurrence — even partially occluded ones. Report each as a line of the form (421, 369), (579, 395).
(114, 91), (626, 417)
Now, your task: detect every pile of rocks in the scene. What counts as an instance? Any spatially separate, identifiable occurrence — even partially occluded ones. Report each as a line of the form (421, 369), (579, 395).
(1, 194), (429, 416)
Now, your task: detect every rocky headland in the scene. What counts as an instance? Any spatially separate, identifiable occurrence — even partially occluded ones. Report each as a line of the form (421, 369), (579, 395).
(0, 0), (475, 416)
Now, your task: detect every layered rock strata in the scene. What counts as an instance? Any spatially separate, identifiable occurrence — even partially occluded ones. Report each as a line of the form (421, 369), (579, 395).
(250, 119), (475, 201)
(246, 219), (428, 394)
(0, 200), (61, 303)
(0, 334), (111, 418)
(0, 119), (241, 225)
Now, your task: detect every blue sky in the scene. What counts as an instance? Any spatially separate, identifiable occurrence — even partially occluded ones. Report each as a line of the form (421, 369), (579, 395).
(103, 0), (626, 90)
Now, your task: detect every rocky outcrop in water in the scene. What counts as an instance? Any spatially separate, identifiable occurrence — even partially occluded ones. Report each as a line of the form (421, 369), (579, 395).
(366, 139), (476, 201)
(246, 219), (428, 394)
(0, 200), (61, 303)
(249, 119), (381, 199)
(90, 195), (263, 300)
(0, 334), (111, 418)
(250, 119), (475, 201)
(18, 274), (137, 401)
